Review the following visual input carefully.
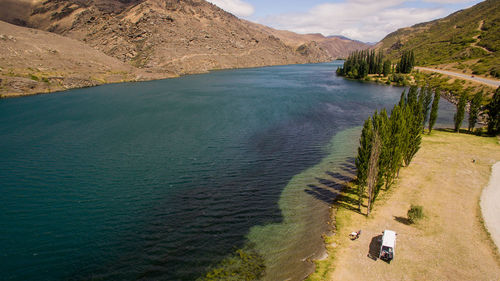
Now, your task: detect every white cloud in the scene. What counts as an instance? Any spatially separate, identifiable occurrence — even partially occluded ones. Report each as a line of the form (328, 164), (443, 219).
(259, 0), (447, 42)
(206, 0), (255, 17)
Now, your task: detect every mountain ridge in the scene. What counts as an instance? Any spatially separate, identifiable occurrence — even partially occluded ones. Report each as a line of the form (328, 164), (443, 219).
(0, 0), (368, 97)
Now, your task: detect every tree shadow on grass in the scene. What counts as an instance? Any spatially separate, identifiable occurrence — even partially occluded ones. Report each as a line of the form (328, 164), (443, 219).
(434, 127), (490, 136)
(335, 193), (364, 214)
(367, 235), (382, 261)
(394, 216), (410, 225)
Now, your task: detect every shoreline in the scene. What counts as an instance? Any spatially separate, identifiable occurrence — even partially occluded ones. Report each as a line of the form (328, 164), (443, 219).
(480, 161), (500, 252)
(247, 127), (361, 281)
(0, 61), (335, 99)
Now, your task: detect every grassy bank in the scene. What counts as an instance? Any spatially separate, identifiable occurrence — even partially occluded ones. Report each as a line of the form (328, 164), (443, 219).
(308, 130), (500, 280)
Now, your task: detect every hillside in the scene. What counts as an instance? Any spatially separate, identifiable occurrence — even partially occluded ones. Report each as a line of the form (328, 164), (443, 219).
(376, 0), (500, 78)
(0, 20), (154, 97)
(0, 0), (371, 96)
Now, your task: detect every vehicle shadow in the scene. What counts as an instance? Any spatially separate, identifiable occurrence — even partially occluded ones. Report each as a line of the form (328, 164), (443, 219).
(367, 234), (382, 261)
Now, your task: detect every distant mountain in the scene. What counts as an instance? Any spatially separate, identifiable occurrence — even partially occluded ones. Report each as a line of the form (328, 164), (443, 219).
(246, 23), (370, 59)
(0, 0), (338, 96)
(376, 0), (500, 78)
(326, 35), (375, 45)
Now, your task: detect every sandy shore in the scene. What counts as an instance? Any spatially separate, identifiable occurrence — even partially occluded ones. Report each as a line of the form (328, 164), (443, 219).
(481, 161), (500, 251)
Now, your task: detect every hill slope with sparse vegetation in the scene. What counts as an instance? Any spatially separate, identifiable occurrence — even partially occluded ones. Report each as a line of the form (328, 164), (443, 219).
(376, 0), (500, 78)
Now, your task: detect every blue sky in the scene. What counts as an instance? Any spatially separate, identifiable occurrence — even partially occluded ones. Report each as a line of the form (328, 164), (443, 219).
(206, 0), (484, 42)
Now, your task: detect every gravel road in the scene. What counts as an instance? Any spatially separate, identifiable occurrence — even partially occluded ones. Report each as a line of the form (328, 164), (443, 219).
(415, 67), (500, 88)
(481, 162), (500, 251)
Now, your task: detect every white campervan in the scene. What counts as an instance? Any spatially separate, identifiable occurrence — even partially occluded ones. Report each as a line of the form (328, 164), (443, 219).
(379, 230), (396, 262)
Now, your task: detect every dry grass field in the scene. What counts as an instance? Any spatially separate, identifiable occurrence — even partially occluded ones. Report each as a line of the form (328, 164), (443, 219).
(309, 130), (500, 281)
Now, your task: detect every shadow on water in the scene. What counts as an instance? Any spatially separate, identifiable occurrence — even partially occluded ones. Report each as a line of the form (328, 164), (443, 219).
(304, 158), (363, 215)
(368, 235), (382, 261)
(324, 171), (354, 183)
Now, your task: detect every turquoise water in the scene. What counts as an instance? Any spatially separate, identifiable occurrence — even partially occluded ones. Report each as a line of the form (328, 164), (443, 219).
(0, 62), (456, 280)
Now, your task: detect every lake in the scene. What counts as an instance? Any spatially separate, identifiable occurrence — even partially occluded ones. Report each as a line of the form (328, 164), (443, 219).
(0, 61), (456, 280)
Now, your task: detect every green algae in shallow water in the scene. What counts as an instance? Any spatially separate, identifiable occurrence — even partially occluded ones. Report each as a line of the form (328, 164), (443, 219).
(197, 128), (362, 281)
(247, 127), (363, 281)
(198, 243), (265, 281)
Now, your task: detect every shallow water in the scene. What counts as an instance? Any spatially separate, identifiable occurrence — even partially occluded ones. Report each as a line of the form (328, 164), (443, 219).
(0, 62), (456, 280)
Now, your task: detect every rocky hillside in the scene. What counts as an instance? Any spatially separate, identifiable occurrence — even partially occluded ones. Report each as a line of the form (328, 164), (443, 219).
(376, 0), (500, 78)
(0, 0), (368, 96)
(0, 20), (151, 97)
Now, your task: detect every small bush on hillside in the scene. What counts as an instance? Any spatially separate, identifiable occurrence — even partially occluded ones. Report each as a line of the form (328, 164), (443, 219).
(407, 205), (424, 224)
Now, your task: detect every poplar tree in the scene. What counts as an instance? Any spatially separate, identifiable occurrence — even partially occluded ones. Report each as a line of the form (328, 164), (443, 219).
(366, 131), (381, 216)
(376, 51), (384, 75)
(355, 118), (373, 211)
(486, 86), (500, 135)
(454, 91), (467, 132)
(421, 86), (433, 130)
(468, 91), (483, 132)
(372, 109), (389, 203)
(404, 87), (423, 166)
(384, 104), (405, 188)
(397, 50), (415, 74)
(428, 90), (440, 134)
(398, 90), (411, 166)
(383, 60), (391, 77)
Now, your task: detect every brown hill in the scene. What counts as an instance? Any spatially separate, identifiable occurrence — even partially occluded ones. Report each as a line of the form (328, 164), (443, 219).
(0, 0), (333, 91)
(0, 19), (154, 97)
(0, 0), (369, 97)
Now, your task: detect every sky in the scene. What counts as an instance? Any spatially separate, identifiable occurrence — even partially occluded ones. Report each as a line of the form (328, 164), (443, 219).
(205, 0), (484, 42)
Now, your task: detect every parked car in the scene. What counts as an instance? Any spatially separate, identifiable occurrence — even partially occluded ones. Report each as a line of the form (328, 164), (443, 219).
(379, 230), (396, 262)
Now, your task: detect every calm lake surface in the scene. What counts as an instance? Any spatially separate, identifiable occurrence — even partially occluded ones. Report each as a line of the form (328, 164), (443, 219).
(0, 62), (456, 280)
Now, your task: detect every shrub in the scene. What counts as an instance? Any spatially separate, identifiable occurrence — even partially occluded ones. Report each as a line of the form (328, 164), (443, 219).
(407, 205), (424, 224)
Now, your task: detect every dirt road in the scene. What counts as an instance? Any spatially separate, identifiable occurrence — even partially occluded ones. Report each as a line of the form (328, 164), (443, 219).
(481, 162), (500, 251)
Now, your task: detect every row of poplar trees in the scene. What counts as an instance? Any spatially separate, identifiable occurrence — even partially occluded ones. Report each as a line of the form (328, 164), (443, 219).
(355, 86), (440, 215)
(454, 86), (500, 134)
(337, 49), (416, 79)
(336, 50), (392, 78)
(395, 50), (415, 74)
